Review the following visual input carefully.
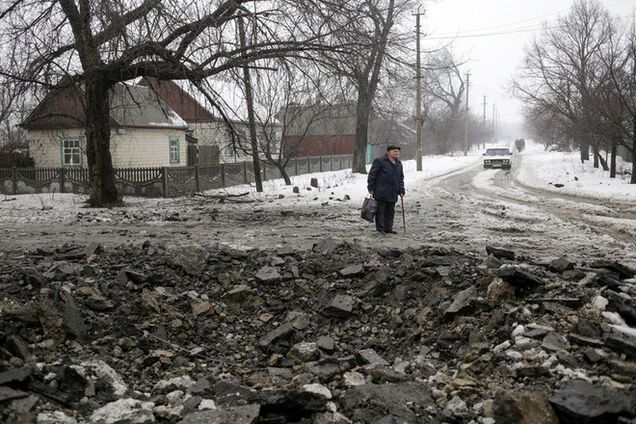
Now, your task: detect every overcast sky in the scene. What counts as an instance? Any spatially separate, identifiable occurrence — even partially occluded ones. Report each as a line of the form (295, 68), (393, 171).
(421, 0), (635, 124)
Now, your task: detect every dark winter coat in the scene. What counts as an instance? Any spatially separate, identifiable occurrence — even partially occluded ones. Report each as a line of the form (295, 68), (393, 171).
(367, 154), (405, 203)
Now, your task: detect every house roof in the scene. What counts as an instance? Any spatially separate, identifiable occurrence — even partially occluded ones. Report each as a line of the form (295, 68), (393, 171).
(20, 84), (95, 130)
(109, 84), (187, 129)
(20, 82), (187, 131)
(139, 77), (217, 124)
(281, 103), (359, 137)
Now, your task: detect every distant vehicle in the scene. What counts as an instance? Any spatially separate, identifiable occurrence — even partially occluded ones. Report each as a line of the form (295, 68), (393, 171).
(483, 147), (512, 170)
(514, 138), (525, 152)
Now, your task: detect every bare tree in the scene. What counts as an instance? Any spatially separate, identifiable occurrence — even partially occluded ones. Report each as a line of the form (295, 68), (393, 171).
(0, 74), (31, 146)
(263, 68), (351, 185)
(514, 0), (615, 165)
(420, 48), (469, 154)
(596, 17), (636, 182)
(0, 0), (344, 205)
(230, 59), (326, 185)
(315, 0), (415, 174)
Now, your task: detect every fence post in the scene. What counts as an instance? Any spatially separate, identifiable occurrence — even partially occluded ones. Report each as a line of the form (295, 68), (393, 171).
(222, 164), (226, 187)
(243, 162), (248, 184)
(12, 167), (17, 195)
(319, 156), (323, 172)
(294, 158), (298, 176)
(339, 155), (343, 170)
(161, 167), (168, 197)
(195, 165), (200, 192)
(330, 155), (334, 171)
(59, 168), (65, 193)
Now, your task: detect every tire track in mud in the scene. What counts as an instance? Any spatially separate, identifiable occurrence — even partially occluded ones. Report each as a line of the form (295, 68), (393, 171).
(490, 161), (636, 245)
(424, 162), (636, 264)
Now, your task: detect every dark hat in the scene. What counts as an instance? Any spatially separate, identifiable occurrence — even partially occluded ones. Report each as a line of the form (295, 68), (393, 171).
(386, 144), (401, 151)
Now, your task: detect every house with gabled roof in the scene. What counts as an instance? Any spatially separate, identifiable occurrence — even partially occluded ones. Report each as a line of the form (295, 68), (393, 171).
(140, 77), (260, 165)
(21, 82), (188, 168)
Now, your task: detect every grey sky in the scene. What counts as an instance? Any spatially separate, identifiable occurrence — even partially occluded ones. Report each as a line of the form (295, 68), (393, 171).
(422, 0), (635, 124)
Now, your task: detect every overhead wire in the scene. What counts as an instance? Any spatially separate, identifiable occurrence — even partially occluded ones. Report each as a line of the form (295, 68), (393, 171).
(424, 0), (634, 41)
(419, 0), (634, 121)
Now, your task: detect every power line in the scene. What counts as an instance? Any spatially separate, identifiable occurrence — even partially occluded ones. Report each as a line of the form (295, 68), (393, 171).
(425, 0), (634, 40)
(425, 25), (564, 40)
(430, 9), (572, 36)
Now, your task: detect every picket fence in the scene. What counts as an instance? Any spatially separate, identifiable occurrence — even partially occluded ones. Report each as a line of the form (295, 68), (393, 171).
(0, 155), (353, 198)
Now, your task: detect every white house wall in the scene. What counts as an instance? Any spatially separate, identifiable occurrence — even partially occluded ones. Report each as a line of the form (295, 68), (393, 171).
(190, 122), (248, 163)
(28, 128), (187, 168)
(29, 129), (85, 168)
(111, 128), (187, 167)
(191, 122), (280, 164)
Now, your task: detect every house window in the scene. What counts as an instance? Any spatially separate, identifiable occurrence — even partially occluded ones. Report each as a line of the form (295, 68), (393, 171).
(169, 136), (180, 164)
(61, 137), (82, 167)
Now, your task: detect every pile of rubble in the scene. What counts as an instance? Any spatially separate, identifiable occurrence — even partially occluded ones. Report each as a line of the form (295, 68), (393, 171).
(0, 239), (635, 423)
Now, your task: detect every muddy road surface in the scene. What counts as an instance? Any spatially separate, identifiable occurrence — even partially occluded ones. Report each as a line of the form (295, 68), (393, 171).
(1, 161), (634, 268)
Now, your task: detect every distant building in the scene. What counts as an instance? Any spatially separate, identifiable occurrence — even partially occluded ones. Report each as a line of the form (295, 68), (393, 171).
(280, 102), (415, 163)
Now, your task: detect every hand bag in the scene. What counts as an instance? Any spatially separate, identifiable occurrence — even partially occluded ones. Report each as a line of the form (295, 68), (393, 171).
(361, 196), (377, 222)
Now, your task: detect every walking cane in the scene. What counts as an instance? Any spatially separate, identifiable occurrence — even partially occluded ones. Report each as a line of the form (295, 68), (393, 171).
(400, 196), (406, 233)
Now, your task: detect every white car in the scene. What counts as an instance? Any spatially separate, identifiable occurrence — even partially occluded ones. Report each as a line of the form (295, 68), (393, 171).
(483, 147), (512, 170)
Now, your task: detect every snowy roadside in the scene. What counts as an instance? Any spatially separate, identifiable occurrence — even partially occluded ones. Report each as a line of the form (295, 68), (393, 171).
(0, 154), (481, 224)
(0, 145), (633, 226)
(516, 148), (636, 203)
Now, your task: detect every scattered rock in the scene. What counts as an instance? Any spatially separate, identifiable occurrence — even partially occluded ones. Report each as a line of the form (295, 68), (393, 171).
(255, 266), (281, 282)
(494, 390), (559, 424)
(0, 241), (634, 424)
(549, 380), (636, 423)
(89, 398), (154, 424)
(497, 267), (544, 291)
(356, 348), (389, 367)
(445, 286), (477, 315)
(323, 295), (355, 318)
(486, 246), (515, 260)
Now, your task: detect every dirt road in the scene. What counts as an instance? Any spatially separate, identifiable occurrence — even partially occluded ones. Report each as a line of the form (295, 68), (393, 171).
(1, 160), (635, 267)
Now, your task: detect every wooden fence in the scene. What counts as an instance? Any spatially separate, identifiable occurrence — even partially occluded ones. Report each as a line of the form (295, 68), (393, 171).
(0, 155), (353, 198)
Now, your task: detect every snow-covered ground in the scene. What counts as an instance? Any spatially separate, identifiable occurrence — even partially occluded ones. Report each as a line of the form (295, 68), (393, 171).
(0, 140), (633, 224)
(517, 142), (635, 202)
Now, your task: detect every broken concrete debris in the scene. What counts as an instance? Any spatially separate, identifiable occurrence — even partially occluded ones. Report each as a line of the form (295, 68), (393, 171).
(0, 241), (634, 423)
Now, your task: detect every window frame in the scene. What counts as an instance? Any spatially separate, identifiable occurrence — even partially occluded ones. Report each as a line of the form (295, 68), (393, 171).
(60, 136), (83, 167)
(169, 135), (180, 164)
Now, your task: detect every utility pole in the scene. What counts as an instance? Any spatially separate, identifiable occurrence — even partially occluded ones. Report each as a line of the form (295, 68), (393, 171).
(497, 111), (500, 140)
(237, 16), (263, 192)
(414, 6), (425, 171)
(482, 95), (487, 149)
(463, 72), (470, 156)
(491, 103), (496, 144)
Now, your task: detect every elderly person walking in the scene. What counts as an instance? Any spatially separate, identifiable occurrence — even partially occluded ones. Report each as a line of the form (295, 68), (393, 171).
(367, 145), (405, 234)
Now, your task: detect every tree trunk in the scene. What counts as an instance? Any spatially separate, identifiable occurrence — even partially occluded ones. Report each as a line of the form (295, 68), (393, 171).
(631, 118), (636, 184)
(596, 152), (608, 171)
(592, 142), (599, 168)
(579, 143), (589, 162)
(352, 83), (371, 174)
(610, 138), (617, 178)
(273, 161), (292, 185)
(85, 76), (118, 206)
